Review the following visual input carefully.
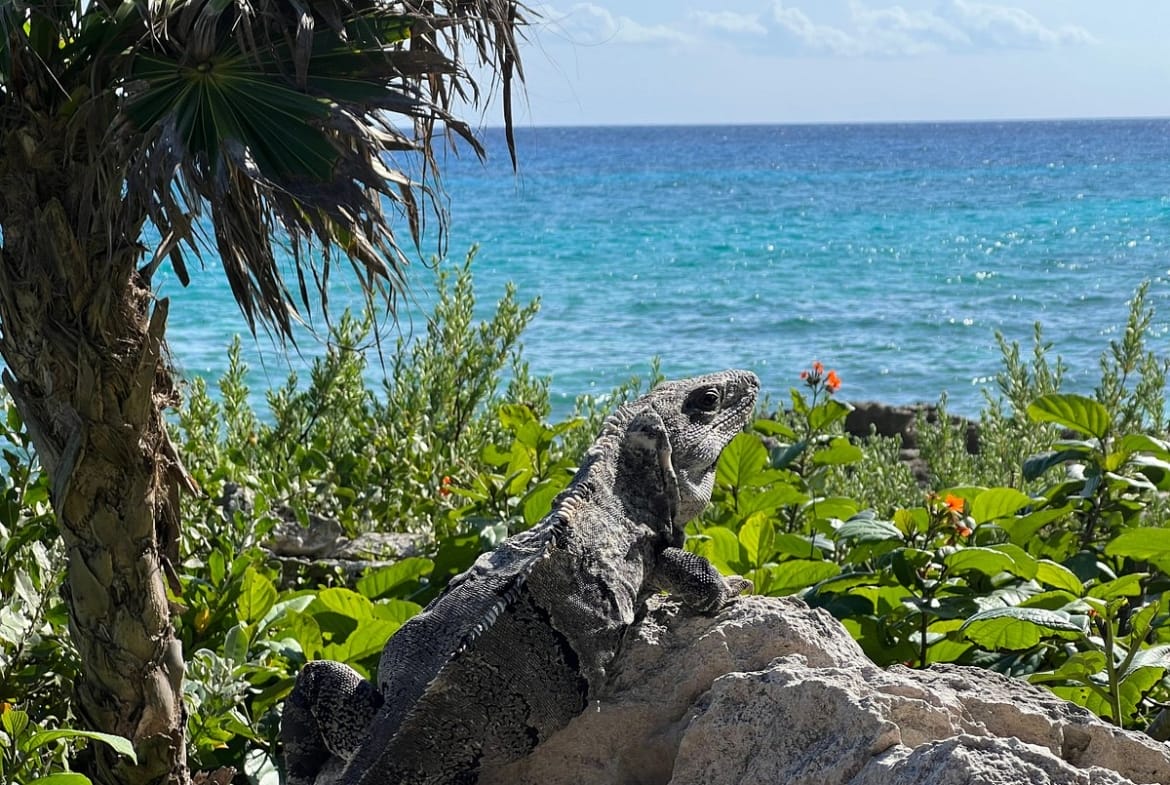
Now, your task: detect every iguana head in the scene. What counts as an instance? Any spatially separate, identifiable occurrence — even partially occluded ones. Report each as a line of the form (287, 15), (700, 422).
(644, 369), (759, 524)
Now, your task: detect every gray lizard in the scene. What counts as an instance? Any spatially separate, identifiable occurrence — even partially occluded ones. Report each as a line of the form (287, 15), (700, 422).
(281, 369), (759, 785)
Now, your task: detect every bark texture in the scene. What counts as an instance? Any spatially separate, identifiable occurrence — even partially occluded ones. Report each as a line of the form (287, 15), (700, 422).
(0, 117), (191, 785)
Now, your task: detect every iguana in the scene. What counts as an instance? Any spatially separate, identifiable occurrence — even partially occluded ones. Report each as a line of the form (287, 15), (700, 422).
(282, 369), (760, 785)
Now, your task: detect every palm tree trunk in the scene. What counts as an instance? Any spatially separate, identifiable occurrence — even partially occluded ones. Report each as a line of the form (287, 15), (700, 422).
(0, 121), (190, 785)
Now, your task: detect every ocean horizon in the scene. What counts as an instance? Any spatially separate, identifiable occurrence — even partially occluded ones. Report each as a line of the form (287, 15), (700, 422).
(158, 118), (1170, 420)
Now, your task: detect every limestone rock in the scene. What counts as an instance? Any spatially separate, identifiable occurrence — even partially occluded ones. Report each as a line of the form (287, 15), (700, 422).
(480, 595), (1170, 785)
(844, 400), (980, 454)
(259, 503), (427, 587)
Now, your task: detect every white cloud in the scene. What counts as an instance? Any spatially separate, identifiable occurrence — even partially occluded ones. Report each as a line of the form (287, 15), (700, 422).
(532, 2), (1095, 57)
(851, 3), (970, 56)
(769, 1), (1095, 57)
(772, 3), (861, 55)
(689, 11), (768, 38)
(537, 3), (694, 46)
(950, 1), (1097, 48)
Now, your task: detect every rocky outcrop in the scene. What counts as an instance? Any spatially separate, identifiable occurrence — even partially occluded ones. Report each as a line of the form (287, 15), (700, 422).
(220, 476), (427, 587)
(266, 518), (426, 587)
(844, 401), (981, 484)
(480, 596), (1170, 785)
(844, 400), (979, 454)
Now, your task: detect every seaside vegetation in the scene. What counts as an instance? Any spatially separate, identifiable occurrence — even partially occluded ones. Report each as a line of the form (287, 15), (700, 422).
(0, 2), (525, 782)
(3, 260), (1170, 781)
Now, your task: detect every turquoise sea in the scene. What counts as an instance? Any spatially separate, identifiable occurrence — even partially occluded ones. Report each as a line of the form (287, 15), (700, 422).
(160, 119), (1170, 417)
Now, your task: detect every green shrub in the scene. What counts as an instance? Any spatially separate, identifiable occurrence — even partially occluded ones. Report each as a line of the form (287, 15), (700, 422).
(689, 283), (1170, 731)
(7, 256), (1170, 784)
(175, 247), (548, 541)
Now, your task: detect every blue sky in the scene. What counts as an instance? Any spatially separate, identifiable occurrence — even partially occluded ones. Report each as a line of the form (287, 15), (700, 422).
(499, 1), (1170, 125)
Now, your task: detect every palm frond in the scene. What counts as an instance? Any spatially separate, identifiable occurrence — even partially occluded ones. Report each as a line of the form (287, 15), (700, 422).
(116, 0), (529, 340)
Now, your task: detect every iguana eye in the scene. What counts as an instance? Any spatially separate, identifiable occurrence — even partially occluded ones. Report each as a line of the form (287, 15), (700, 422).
(687, 386), (722, 413)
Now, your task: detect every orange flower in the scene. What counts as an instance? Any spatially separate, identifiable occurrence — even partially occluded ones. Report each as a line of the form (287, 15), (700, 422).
(825, 370), (841, 393)
(439, 475), (453, 497)
(812, 360), (825, 375)
(944, 494), (965, 513)
(955, 523), (974, 538)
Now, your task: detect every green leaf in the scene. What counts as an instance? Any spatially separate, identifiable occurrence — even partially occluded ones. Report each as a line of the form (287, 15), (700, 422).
(716, 433), (769, 489)
(960, 606), (1084, 650)
(987, 543), (1038, 579)
(808, 496), (860, 522)
(127, 51), (340, 181)
(1115, 433), (1170, 458)
(25, 729), (137, 763)
(1027, 394), (1112, 440)
(1029, 650), (1107, 683)
(753, 418), (796, 440)
(325, 619), (399, 662)
(521, 481), (564, 527)
(1058, 650), (1108, 680)
(497, 403), (538, 431)
(1023, 449), (1091, 482)
(810, 571), (883, 595)
(259, 595), (317, 632)
(1105, 528), (1170, 572)
(429, 532), (482, 590)
(970, 488), (1033, 525)
(1046, 685), (1102, 717)
(688, 527), (746, 574)
(313, 588), (375, 620)
(810, 437), (863, 467)
(1034, 560), (1084, 596)
(835, 516), (904, 544)
(1087, 572), (1146, 601)
(224, 623), (249, 663)
(1052, 664), (1164, 724)
(1017, 590), (1080, 610)
(758, 559), (840, 595)
(886, 548), (934, 587)
(943, 547), (1017, 578)
(1124, 644), (1170, 678)
(356, 558), (434, 600)
(1126, 601), (1161, 644)
(923, 619), (974, 664)
(208, 548), (226, 587)
(238, 567), (277, 624)
(774, 532), (823, 559)
(770, 441), (806, 469)
(808, 399), (852, 431)
(790, 388), (810, 416)
(738, 512), (776, 568)
(999, 505), (1072, 546)
(893, 507), (928, 537)
(285, 611), (323, 660)
(2, 707), (29, 738)
(371, 599), (422, 624)
(1113, 666), (1166, 723)
(737, 483), (808, 515)
(28, 774), (94, 785)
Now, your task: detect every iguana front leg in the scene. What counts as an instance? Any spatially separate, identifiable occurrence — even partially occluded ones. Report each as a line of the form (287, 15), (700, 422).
(282, 660), (384, 785)
(652, 547), (752, 613)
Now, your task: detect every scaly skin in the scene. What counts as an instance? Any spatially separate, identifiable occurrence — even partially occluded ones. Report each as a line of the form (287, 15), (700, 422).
(282, 370), (760, 785)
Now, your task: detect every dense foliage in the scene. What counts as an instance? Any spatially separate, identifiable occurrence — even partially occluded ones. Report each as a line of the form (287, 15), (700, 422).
(3, 266), (1170, 782)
